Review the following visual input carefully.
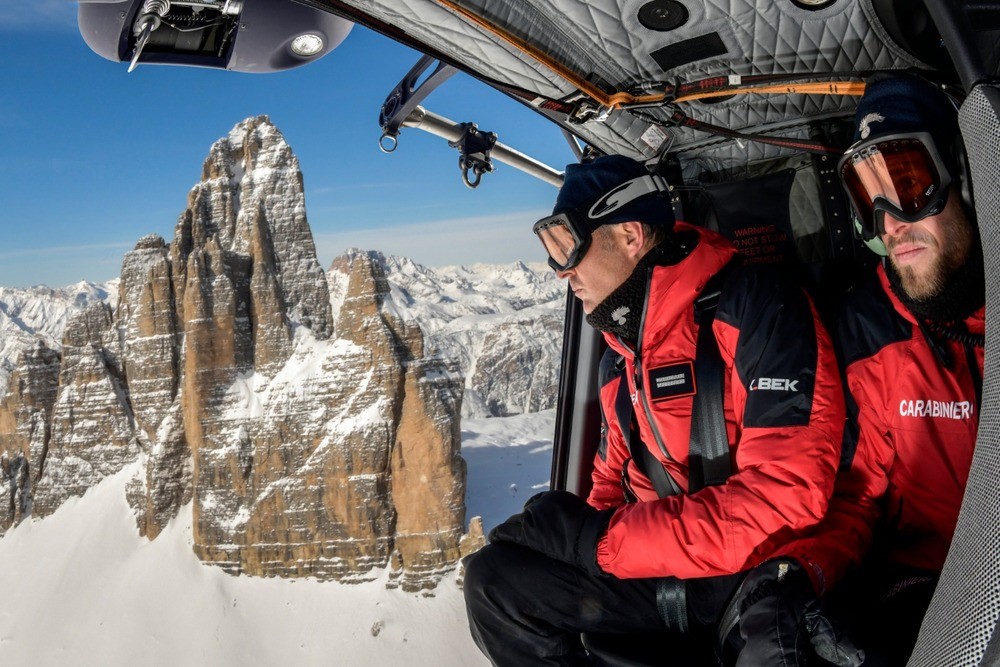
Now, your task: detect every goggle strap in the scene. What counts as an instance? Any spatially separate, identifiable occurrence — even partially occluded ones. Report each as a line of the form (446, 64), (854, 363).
(584, 174), (669, 223)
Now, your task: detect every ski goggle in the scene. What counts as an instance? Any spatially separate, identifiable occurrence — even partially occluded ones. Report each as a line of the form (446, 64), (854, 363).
(838, 132), (953, 240)
(533, 212), (592, 272)
(533, 173), (668, 272)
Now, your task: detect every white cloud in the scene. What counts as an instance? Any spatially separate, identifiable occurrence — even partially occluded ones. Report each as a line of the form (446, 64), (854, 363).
(313, 209), (551, 269)
(0, 242), (132, 287)
(0, 212), (553, 287)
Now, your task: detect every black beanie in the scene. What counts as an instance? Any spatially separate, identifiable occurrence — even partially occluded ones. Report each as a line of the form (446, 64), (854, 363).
(552, 155), (675, 231)
(851, 73), (960, 167)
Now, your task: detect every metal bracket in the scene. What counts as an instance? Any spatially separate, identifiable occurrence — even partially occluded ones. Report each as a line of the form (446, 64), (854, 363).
(448, 122), (497, 188)
(378, 55), (457, 152)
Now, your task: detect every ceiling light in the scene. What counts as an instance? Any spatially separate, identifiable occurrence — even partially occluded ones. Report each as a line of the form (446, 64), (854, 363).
(291, 34), (324, 56)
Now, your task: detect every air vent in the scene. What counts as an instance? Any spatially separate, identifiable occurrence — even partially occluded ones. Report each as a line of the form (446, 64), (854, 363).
(651, 33), (727, 71)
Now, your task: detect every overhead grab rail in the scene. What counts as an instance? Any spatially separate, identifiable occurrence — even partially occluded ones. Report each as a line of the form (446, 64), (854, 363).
(379, 55), (564, 188)
(393, 105), (564, 188)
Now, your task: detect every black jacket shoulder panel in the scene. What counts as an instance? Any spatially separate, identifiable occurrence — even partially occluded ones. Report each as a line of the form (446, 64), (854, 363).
(714, 264), (810, 330)
(834, 279), (912, 368)
(599, 346), (624, 388)
(714, 264), (817, 428)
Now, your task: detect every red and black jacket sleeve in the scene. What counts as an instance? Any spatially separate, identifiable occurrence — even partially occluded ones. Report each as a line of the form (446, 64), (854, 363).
(589, 350), (630, 510)
(781, 281), (907, 592)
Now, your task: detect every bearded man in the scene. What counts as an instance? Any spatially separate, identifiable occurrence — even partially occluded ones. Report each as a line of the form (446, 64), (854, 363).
(735, 73), (985, 667)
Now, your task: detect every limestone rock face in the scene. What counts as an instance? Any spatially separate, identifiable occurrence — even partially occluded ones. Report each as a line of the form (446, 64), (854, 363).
(0, 116), (469, 589)
(173, 114), (333, 360)
(190, 251), (465, 591)
(389, 355), (466, 590)
(0, 342), (61, 530)
(38, 302), (140, 519)
(119, 234), (179, 443)
(329, 251), (564, 418)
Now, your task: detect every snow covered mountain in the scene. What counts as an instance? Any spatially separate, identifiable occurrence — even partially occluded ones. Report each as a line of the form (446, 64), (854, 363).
(0, 115), (567, 665)
(0, 408), (556, 666)
(0, 254), (565, 423)
(0, 116), (565, 598)
(329, 250), (565, 418)
(0, 281), (117, 396)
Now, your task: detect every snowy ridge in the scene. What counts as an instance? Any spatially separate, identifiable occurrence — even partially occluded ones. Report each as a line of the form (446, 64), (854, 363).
(0, 280), (117, 395)
(329, 249), (565, 417)
(0, 247), (565, 419)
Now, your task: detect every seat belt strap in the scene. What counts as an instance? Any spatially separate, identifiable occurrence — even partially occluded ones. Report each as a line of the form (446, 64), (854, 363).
(656, 578), (689, 633)
(614, 368), (680, 498)
(689, 269), (733, 493)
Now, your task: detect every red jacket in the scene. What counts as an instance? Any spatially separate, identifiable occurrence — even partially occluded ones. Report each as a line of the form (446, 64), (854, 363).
(786, 265), (984, 591)
(589, 223), (844, 580)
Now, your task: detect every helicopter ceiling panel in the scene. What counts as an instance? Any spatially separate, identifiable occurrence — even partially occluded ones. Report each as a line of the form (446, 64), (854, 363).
(308, 0), (926, 161)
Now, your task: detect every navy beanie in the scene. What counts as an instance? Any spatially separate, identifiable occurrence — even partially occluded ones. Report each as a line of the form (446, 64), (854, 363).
(852, 73), (959, 163)
(552, 154), (675, 230)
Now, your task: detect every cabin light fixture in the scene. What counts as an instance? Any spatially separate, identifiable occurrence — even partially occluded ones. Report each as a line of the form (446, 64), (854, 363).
(791, 0), (837, 9)
(291, 33), (325, 56)
(637, 0), (689, 31)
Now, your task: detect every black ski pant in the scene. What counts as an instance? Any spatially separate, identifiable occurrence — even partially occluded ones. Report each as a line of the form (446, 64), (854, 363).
(826, 566), (938, 667)
(463, 541), (739, 666)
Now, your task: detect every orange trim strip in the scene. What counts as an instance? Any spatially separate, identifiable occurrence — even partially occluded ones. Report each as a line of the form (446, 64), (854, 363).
(431, 0), (666, 109)
(431, 0), (865, 111)
(673, 81), (867, 104)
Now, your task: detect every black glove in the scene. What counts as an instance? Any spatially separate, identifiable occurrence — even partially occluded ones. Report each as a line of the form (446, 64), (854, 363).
(733, 560), (864, 667)
(488, 490), (615, 576)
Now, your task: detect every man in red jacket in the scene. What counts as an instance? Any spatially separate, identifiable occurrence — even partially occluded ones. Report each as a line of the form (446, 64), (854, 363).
(738, 73), (985, 666)
(462, 154), (845, 665)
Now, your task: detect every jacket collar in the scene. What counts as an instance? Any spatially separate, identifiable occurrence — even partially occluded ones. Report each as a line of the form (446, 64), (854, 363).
(604, 222), (736, 359)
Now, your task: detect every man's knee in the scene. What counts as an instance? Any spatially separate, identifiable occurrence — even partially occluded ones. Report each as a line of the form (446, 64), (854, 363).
(463, 542), (521, 613)
(465, 542), (510, 585)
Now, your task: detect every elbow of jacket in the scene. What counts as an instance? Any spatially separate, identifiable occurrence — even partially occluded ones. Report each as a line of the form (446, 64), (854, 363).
(752, 462), (836, 532)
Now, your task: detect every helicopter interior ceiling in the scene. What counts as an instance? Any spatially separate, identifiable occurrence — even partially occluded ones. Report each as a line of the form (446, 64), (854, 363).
(304, 0), (931, 165)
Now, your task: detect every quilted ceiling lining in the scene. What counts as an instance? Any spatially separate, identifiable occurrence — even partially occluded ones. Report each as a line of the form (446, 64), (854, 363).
(329, 0), (928, 162)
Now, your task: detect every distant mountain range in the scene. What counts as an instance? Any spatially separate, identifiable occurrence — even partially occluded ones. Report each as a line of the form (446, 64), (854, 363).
(0, 251), (564, 418)
(331, 250), (564, 418)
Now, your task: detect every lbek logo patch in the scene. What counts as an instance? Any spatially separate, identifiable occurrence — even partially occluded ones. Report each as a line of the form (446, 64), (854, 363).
(749, 377), (799, 391)
(647, 362), (695, 402)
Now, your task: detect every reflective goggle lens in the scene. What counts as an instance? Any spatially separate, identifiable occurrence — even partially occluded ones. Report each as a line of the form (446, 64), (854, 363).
(533, 214), (588, 271)
(840, 136), (947, 237)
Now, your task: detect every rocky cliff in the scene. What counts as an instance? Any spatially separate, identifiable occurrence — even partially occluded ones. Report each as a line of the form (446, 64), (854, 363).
(328, 252), (564, 418)
(0, 282), (115, 397)
(0, 117), (466, 591)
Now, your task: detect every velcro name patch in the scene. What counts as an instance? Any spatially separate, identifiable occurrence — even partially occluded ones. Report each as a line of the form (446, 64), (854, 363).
(648, 362), (696, 402)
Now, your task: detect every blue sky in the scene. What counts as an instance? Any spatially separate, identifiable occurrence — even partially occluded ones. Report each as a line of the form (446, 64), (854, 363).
(0, 1), (575, 288)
